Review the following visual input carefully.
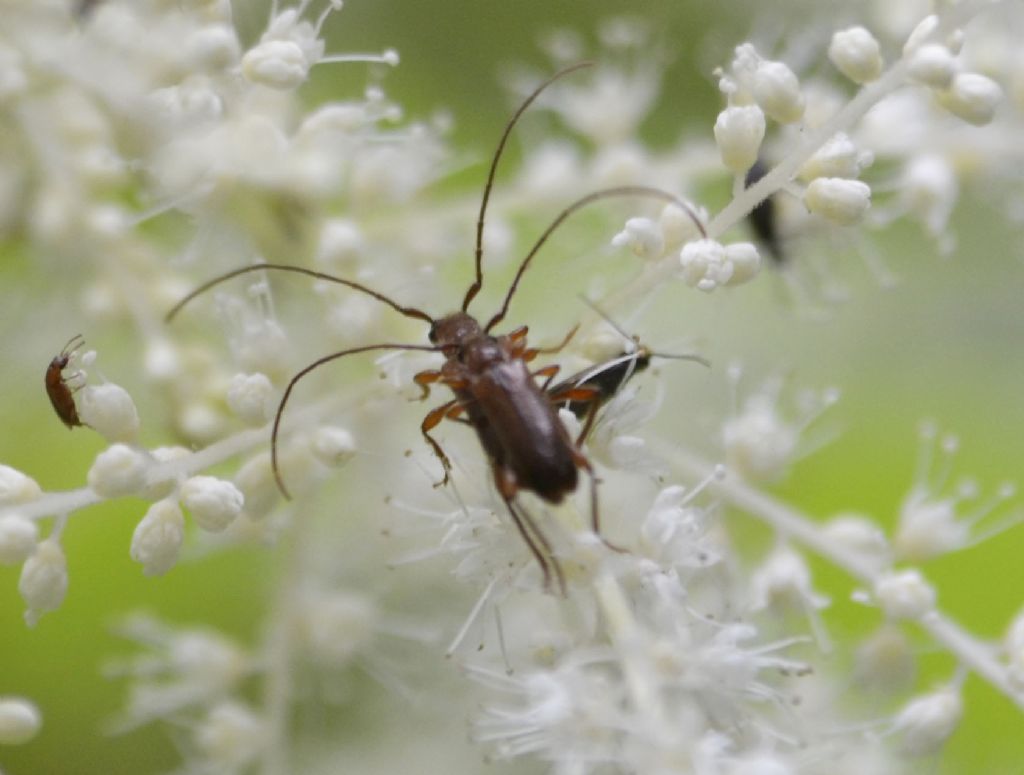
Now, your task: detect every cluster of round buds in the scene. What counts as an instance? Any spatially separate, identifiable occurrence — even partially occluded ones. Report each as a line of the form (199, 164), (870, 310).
(902, 16), (1003, 126)
(713, 44), (805, 176)
(0, 466), (66, 626)
(678, 238), (761, 292)
(130, 475), (245, 576)
(241, 2), (398, 91)
(611, 201), (708, 261)
(0, 466), (42, 567)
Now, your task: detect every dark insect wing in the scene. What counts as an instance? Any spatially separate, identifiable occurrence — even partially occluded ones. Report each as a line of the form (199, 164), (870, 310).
(550, 349), (653, 419)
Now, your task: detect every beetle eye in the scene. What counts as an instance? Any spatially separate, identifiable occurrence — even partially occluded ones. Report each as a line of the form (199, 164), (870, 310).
(428, 325), (438, 343)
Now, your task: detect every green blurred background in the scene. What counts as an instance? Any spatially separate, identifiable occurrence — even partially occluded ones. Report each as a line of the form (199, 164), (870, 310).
(1, 1), (1023, 773)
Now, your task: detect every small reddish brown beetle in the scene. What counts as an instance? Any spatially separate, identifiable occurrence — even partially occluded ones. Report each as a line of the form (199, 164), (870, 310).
(46, 334), (86, 430)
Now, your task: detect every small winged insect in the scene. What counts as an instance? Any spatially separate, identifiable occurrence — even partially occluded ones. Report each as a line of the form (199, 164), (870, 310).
(550, 304), (709, 420)
(168, 63), (707, 592)
(745, 159), (785, 264)
(46, 334), (87, 430)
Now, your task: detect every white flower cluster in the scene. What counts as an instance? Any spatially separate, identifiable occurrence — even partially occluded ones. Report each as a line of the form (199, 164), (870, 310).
(0, 1), (1022, 773)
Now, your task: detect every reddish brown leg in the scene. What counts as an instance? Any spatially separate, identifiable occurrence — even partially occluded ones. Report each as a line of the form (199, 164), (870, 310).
(413, 369), (443, 400)
(421, 399), (460, 486)
(531, 364), (561, 390)
(548, 385), (601, 432)
(521, 324), (580, 362)
(572, 447), (624, 554)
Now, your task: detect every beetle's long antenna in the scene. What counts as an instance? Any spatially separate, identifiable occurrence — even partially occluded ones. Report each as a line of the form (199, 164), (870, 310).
(166, 263), (434, 325)
(461, 61), (594, 314)
(59, 334), (86, 359)
(272, 343), (443, 499)
(485, 186), (706, 333)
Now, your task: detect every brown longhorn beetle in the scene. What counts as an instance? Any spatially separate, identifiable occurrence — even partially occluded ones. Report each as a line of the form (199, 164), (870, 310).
(167, 62), (707, 592)
(46, 334), (87, 430)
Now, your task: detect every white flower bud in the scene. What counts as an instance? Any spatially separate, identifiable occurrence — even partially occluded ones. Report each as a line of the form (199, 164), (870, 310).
(611, 217), (665, 260)
(823, 513), (889, 569)
(316, 219), (366, 269)
(804, 177), (871, 225)
(901, 155), (957, 237)
(0, 515), (39, 565)
(130, 499), (185, 576)
(723, 242), (761, 286)
(938, 73), (1002, 126)
(186, 24), (241, 71)
(311, 427), (358, 468)
(713, 105), (765, 173)
(907, 44), (957, 89)
(752, 60), (805, 124)
(749, 545), (819, 610)
(19, 538), (67, 625)
(299, 591), (376, 666)
(659, 202), (705, 250)
(194, 702), (264, 768)
(874, 569), (936, 620)
(903, 15), (939, 55)
(829, 26), (883, 84)
(894, 686), (962, 755)
(170, 629), (248, 689)
(181, 476), (244, 533)
(226, 373), (274, 427)
(798, 133), (871, 182)
(241, 40), (308, 89)
(679, 238), (731, 292)
(0, 465), (41, 506)
(78, 383), (140, 443)
(87, 444), (147, 498)
(855, 625), (916, 691)
(144, 337), (181, 383)
(0, 697), (42, 744)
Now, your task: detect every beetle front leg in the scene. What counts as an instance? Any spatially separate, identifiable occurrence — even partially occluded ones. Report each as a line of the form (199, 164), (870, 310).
(413, 369), (443, 401)
(421, 400), (459, 486)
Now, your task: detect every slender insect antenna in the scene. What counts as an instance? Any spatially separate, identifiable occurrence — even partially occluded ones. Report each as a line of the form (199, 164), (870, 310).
(577, 296), (712, 368)
(59, 334), (86, 359)
(485, 186), (706, 332)
(271, 343), (443, 499)
(165, 263), (434, 325)
(461, 61), (595, 314)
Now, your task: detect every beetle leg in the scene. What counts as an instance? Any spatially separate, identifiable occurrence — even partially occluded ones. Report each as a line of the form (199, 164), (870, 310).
(566, 387), (603, 445)
(531, 364), (561, 390)
(421, 400), (459, 486)
(521, 324), (579, 362)
(506, 325), (529, 345)
(572, 448), (625, 554)
(494, 465), (566, 596)
(413, 369), (443, 400)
